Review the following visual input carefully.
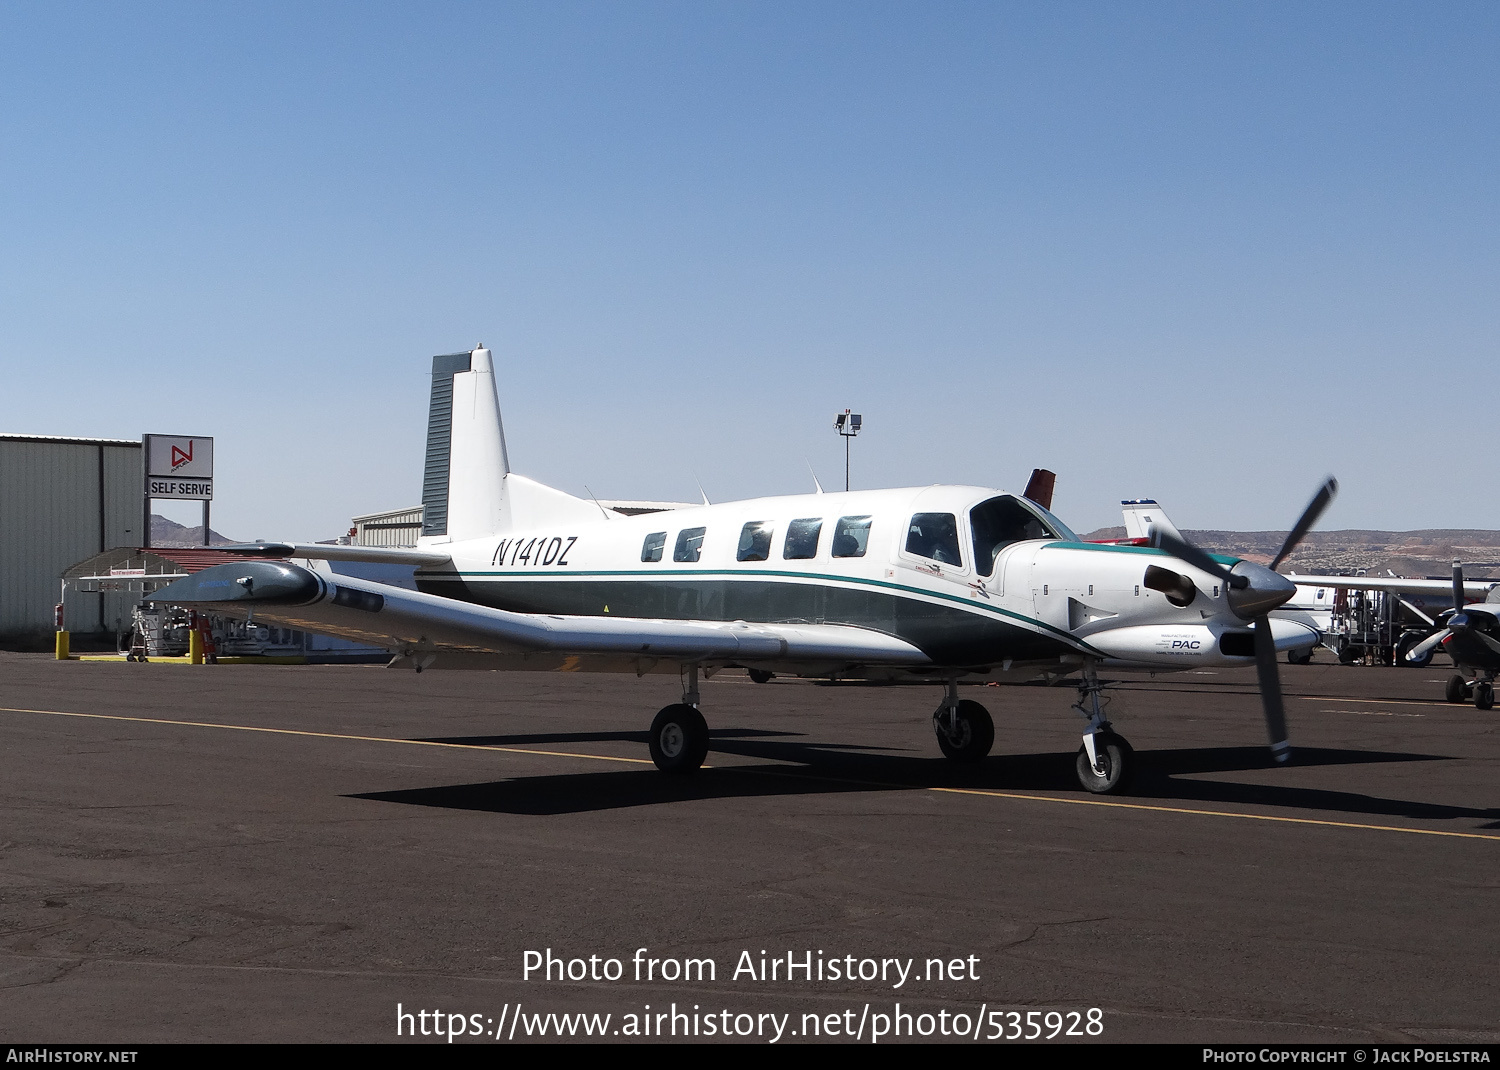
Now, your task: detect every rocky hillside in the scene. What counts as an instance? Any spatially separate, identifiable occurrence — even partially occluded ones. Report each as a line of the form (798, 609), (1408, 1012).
(149, 513), (234, 547)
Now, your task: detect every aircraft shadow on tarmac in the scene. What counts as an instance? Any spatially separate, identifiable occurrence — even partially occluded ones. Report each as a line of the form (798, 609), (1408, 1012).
(349, 732), (1500, 826)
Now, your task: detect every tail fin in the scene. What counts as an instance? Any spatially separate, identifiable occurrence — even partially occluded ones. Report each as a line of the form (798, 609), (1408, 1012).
(1023, 468), (1056, 509)
(420, 347), (599, 542)
(1120, 499), (1183, 542)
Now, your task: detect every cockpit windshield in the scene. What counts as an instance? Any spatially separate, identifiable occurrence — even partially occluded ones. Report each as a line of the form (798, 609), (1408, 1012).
(969, 495), (1079, 577)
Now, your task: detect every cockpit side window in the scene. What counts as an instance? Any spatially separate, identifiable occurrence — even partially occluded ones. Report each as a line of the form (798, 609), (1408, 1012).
(641, 531), (666, 563)
(906, 513), (962, 566)
(970, 496), (1050, 576)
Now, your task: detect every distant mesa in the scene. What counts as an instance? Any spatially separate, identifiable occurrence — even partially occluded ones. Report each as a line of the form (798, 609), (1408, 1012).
(149, 513), (235, 547)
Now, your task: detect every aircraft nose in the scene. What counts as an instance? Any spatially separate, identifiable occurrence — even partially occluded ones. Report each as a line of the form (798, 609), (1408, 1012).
(148, 561), (322, 606)
(1225, 561), (1297, 620)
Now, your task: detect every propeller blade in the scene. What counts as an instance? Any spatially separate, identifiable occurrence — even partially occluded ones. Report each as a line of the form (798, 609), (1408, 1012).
(1253, 615), (1291, 763)
(1474, 630), (1500, 657)
(1406, 628), (1451, 661)
(1453, 560), (1464, 613)
(1152, 529), (1245, 588)
(1269, 477), (1338, 571)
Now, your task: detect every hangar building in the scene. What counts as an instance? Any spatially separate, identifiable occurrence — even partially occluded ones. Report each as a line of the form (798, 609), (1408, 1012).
(0, 434), (145, 647)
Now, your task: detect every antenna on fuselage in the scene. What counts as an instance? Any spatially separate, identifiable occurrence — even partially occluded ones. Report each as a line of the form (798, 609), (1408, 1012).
(806, 461), (824, 494)
(583, 486), (613, 520)
(695, 477), (711, 506)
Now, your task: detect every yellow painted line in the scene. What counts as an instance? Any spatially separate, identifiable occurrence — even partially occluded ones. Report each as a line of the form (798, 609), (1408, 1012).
(1296, 695), (1453, 709)
(3, 705), (1497, 841)
(0, 706), (656, 765)
(927, 787), (1500, 841)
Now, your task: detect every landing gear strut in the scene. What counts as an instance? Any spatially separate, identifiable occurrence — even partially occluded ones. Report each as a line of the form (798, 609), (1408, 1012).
(648, 663), (710, 774)
(1446, 669), (1497, 710)
(1073, 662), (1133, 794)
(932, 677), (994, 762)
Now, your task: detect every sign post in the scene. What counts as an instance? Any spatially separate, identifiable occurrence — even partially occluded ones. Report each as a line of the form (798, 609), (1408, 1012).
(142, 435), (215, 547)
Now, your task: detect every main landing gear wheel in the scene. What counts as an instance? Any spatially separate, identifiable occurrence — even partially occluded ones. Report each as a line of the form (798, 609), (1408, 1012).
(1476, 683), (1495, 711)
(747, 669), (774, 684)
(1446, 675), (1471, 704)
(933, 699), (994, 763)
(648, 704), (709, 774)
(1075, 732), (1133, 795)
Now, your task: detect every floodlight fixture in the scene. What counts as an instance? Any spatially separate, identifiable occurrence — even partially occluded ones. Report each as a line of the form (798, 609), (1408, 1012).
(833, 409), (863, 491)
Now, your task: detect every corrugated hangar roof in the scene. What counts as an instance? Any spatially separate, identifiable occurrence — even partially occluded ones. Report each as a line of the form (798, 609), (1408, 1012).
(0, 433), (142, 447)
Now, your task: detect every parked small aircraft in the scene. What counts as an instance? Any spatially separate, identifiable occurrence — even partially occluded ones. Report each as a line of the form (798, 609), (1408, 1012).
(149, 347), (1333, 794)
(1271, 561), (1500, 708)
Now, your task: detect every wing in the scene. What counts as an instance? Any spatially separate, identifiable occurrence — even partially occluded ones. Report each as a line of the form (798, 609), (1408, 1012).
(1283, 574), (1498, 598)
(146, 561), (930, 672)
(215, 542), (452, 567)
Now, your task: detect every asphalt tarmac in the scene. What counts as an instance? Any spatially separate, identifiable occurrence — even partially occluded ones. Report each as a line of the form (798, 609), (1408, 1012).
(0, 651), (1495, 1044)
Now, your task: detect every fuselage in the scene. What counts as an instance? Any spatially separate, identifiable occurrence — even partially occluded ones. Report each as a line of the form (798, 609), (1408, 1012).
(414, 484), (1314, 672)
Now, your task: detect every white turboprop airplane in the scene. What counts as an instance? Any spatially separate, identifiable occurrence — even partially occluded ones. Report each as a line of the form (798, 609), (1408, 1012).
(149, 347), (1334, 794)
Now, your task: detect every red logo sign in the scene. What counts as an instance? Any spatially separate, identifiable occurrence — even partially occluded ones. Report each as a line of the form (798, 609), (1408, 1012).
(171, 443), (193, 470)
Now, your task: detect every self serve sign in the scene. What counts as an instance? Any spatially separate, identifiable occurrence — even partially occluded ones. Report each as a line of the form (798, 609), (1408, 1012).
(145, 435), (213, 499)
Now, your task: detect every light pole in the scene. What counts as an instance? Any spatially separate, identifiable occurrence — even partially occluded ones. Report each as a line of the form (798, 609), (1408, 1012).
(833, 409), (862, 492)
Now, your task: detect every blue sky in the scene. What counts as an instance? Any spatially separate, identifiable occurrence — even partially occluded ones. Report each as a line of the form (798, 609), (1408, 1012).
(2, 2), (1496, 539)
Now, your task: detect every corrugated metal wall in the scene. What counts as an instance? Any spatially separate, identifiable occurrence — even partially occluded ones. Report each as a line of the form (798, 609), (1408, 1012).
(354, 507), (423, 548)
(0, 437), (143, 643)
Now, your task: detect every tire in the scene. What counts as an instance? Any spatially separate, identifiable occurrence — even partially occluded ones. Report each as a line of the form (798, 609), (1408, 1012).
(747, 669), (774, 684)
(1075, 732), (1133, 795)
(1286, 648), (1313, 666)
(932, 699), (994, 762)
(1476, 684), (1495, 711)
(1446, 675), (1469, 704)
(1395, 631), (1433, 668)
(648, 704), (709, 774)
(1337, 643), (1359, 665)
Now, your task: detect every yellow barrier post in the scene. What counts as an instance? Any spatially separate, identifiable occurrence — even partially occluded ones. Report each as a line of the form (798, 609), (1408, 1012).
(189, 628), (204, 665)
(54, 630), (70, 660)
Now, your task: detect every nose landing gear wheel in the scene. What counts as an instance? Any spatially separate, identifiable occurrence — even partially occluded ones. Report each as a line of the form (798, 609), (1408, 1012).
(1075, 732), (1133, 794)
(649, 704), (710, 774)
(1476, 683), (1495, 711)
(933, 699), (994, 762)
(1446, 675), (1471, 704)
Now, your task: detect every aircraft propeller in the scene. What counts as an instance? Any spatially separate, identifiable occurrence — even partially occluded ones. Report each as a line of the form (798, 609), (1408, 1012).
(1150, 477), (1338, 764)
(1406, 560), (1500, 662)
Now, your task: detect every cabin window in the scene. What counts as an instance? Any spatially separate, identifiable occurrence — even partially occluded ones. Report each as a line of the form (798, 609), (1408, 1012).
(969, 496), (1050, 577)
(737, 521), (773, 562)
(783, 518), (823, 560)
(674, 527), (707, 563)
(906, 513), (962, 566)
(641, 531), (666, 563)
(832, 516), (872, 558)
